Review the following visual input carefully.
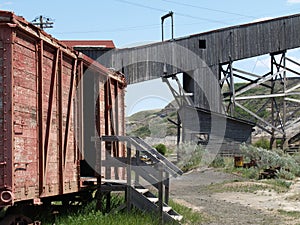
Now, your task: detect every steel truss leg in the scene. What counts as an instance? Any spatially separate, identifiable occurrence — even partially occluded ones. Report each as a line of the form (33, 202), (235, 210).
(219, 50), (300, 150)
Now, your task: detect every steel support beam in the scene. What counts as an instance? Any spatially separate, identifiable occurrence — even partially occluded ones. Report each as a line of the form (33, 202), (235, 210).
(220, 50), (300, 149)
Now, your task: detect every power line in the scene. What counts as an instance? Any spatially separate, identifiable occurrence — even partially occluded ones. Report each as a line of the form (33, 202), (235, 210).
(175, 12), (230, 25)
(53, 18), (237, 36)
(55, 0), (278, 36)
(112, 0), (230, 25)
(113, 0), (165, 12)
(52, 20), (229, 36)
(162, 0), (257, 19)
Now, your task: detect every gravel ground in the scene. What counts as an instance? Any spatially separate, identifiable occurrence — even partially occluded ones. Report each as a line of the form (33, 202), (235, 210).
(170, 167), (298, 225)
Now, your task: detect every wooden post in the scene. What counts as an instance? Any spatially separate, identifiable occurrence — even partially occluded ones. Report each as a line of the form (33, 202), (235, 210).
(106, 192), (111, 213)
(96, 176), (103, 212)
(38, 40), (45, 195)
(96, 138), (102, 212)
(135, 150), (140, 186)
(126, 141), (132, 212)
(164, 172), (169, 204)
(158, 164), (164, 224)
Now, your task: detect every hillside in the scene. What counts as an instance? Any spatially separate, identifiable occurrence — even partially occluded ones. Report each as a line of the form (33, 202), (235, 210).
(126, 101), (178, 139)
(126, 79), (300, 143)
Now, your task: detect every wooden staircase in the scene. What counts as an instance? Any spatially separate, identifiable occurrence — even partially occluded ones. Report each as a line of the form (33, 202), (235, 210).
(100, 136), (183, 224)
(131, 186), (183, 223)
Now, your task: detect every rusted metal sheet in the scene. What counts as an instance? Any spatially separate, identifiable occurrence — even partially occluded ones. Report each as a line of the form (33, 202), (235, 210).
(0, 10), (126, 208)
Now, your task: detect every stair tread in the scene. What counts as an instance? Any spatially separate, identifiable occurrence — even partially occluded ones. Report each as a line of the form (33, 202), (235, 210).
(163, 206), (172, 212)
(169, 215), (183, 221)
(135, 188), (149, 194)
(147, 197), (159, 203)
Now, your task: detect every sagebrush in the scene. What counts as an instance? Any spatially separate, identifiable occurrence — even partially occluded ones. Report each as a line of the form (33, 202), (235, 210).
(240, 144), (300, 179)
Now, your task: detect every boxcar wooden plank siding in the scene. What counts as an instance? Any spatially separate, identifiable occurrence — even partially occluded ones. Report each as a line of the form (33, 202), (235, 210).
(0, 11), (126, 208)
(0, 23), (14, 200)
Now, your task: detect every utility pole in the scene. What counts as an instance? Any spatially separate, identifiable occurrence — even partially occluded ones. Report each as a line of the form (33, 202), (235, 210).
(32, 15), (54, 30)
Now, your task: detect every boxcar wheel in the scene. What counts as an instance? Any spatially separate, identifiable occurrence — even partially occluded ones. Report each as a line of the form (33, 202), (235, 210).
(0, 214), (33, 225)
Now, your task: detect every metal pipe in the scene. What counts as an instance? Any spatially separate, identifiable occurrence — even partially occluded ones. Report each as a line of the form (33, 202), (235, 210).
(161, 19), (164, 42)
(171, 12), (174, 39)
(161, 11), (174, 41)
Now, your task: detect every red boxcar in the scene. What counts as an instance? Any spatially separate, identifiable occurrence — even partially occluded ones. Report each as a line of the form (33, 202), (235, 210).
(0, 10), (126, 210)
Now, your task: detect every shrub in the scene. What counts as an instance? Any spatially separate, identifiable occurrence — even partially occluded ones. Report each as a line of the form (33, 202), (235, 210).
(177, 143), (205, 172)
(240, 144), (300, 178)
(154, 143), (167, 155)
(132, 126), (151, 138)
(210, 155), (225, 168)
(243, 167), (260, 179)
(277, 169), (295, 180)
(254, 138), (270, 149)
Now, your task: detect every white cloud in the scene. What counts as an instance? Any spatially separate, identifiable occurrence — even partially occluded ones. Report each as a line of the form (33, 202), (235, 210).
(287, 0), (300, 4)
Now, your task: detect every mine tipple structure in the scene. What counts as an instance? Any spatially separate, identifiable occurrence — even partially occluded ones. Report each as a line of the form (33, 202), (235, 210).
(78, 13), (300, 150)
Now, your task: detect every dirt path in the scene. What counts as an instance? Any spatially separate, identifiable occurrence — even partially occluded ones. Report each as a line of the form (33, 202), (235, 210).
(170, 167), (300, 225)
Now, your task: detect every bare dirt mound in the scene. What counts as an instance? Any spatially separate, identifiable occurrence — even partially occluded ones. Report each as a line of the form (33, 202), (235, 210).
(170, 167), (299, 225)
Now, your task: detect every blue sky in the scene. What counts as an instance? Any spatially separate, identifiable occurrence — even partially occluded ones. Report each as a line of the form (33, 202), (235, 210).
(3, 0), (300, 47)
(2, 0), (300, 115)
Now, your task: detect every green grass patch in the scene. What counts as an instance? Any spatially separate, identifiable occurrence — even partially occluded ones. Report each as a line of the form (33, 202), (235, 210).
(224, 167), (260, 179)
(169, 200), (207, 225)
(39, 194), (205, 225)
(46, 209), (162, 225)
(207, 178), (291, 194)
(207, 181), (266, 193)
(262, 179), (292, 192)
(278, 209), (300, 218)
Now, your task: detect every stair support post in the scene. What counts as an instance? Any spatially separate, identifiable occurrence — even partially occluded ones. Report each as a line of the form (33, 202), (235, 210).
(164, 173), (169, 204)
(135, 150), (140, 185)
(126, 140), (132, 212)
(158, 164), (164, 224)
(96, 137), (102, 211)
